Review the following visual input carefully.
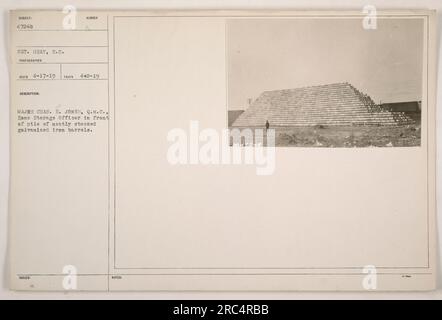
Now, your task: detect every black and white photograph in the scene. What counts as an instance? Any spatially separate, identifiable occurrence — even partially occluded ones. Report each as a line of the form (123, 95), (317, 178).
(227, 18), (424, 147)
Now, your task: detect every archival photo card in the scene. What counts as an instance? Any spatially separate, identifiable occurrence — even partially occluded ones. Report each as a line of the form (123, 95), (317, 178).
(8, 10), (437, 292)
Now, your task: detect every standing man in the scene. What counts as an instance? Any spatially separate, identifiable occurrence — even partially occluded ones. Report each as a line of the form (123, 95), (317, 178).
(265, 120), (270, 131)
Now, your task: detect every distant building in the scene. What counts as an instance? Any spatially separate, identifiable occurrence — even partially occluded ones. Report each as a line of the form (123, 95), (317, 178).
(381, 101), (421, 112)
(380, 101), (421, 123)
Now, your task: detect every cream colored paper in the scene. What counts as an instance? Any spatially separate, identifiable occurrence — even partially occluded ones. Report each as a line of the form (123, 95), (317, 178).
(8, 10), (437, 291)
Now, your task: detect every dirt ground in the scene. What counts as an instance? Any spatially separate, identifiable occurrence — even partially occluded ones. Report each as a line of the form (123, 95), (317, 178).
(229, 124), (421, 147)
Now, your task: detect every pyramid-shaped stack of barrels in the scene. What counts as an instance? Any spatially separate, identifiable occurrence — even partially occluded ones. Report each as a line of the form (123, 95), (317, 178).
(231, 83), (414, 127)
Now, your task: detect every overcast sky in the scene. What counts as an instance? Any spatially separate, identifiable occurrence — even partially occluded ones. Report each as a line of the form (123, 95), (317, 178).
(228, 18), (424, 109)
